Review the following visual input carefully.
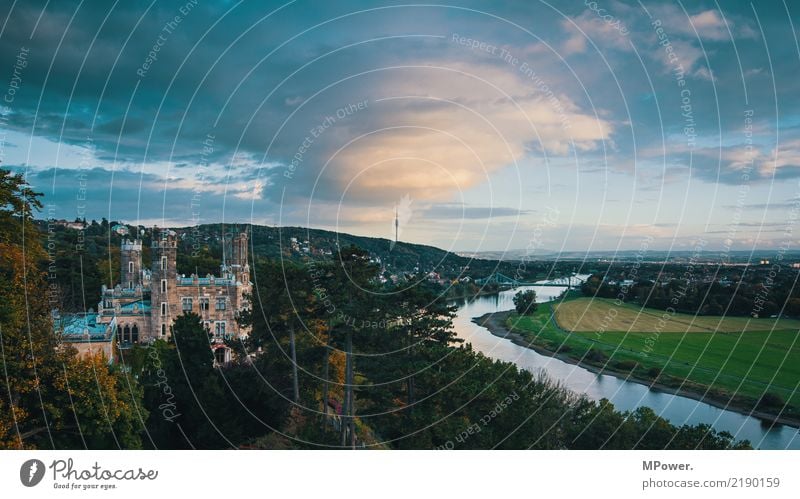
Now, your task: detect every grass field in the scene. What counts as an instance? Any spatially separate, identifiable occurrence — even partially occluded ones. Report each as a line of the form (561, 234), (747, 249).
(506, 297), (800, 419)
(554, 297), (800, 333)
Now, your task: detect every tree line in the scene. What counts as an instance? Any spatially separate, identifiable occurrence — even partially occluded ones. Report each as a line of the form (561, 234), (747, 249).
(581, 270), (800, 318)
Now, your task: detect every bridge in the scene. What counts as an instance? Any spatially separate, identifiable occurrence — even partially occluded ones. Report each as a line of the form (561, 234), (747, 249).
(474, 272), (585, 288)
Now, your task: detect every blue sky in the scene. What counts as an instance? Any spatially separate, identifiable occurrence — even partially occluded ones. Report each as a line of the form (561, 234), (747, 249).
(1, 0), (799, 252)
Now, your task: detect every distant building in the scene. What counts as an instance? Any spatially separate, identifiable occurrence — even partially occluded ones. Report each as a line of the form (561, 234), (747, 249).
(54, 219), (86, 230)
(112, 224), (129, 236)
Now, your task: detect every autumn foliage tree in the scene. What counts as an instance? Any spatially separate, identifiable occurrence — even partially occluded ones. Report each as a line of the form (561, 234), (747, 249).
(0, 168), (144, 449)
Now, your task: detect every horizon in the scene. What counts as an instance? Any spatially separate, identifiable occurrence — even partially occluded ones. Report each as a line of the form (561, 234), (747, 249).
(35, 216), (800, 256)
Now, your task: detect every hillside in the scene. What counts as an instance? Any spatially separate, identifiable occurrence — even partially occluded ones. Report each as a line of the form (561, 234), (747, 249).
(178, 223), (560, 282)
(36, 220), (576, 312)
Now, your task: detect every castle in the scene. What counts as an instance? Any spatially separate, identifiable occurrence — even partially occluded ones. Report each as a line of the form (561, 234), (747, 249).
(59, 228), (252, 364)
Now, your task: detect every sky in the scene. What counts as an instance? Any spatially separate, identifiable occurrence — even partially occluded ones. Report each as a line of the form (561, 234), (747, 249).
(1, 0), (799, 253)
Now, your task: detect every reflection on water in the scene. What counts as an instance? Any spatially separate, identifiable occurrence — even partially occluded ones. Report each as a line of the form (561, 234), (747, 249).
(451, 283), (800, 449)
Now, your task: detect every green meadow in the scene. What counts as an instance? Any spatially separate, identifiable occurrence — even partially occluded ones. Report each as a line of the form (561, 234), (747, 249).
(507, 297), (800, 420)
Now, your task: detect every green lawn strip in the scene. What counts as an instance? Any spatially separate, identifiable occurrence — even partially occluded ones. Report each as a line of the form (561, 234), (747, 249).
(507, 305), (800, 415)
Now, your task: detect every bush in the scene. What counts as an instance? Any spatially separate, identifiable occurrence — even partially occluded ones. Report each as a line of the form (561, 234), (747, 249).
(585, 349), (608, 363)
(614, 360), (638, 371)
(757, 393), (785, 410)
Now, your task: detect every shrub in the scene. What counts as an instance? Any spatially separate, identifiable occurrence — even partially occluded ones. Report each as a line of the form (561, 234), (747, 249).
(647, 367), (662, 379)
(757, 393), (785, 410)
(613, 360), (638, 371)
(585, 349), (608, 363)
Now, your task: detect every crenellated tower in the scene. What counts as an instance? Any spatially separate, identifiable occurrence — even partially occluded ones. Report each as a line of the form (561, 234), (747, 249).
(230, 230), (250, 285)
(120, 238), (143, 289)
(150, 228), (178, 338)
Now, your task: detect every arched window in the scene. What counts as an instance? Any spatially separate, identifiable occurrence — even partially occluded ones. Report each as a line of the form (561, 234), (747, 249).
(131, 324), (139, 343)
(129, 261), (134, 273)
(214, 348), (227, 365)
(123, 325), (131, 343)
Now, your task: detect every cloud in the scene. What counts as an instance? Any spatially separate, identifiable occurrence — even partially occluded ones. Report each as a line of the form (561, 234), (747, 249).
(15, 165), (275, 226)
(655, 140), (800, 185)
(320, 60), (613, 204)
(562, 10), (631, 54)
(723, 200), (800, 210)
(420, 203), (531, 219)
(647, 5), (757, 42)
(693, 66), (716, 81)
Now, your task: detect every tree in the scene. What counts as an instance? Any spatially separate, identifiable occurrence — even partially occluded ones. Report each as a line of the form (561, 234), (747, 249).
(329, 246), (380, 448)
(0, 168), (145, 449)
(141, 312), (241, 449)
(513, 289), (538, 315)
(50, 353), (145, 449)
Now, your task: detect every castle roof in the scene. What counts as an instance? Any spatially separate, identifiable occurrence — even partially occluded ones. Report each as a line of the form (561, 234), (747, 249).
(119, 299), (151, 314)
(177, 276), (237, 287)
(57, 313), (116, 342)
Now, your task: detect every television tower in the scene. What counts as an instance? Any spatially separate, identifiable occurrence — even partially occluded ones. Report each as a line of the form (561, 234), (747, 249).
(395, 206), (399, 244)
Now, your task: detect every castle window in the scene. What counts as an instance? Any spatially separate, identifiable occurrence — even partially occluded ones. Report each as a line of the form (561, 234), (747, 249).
(214, 348), (227, 365)
(161, 279), (167, 293)
(129, 261), (134, 273)
(161, 256), (167, 271)
(215, 297), (227, 311)
(215, 321), (226, 337)
(182, 297), (193, 311)
(199, 297), (209, 311)
(161, 302), (167, 316)
(161, 324), (166, 337)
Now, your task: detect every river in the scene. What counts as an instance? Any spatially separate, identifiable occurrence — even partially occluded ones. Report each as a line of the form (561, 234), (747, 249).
(450, 282), (800, 449)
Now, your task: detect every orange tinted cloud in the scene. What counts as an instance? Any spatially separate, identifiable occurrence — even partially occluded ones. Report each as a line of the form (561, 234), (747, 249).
(326, 61), (612, 202)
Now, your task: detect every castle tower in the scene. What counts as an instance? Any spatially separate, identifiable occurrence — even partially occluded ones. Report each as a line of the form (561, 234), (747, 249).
(230, 231), (250, 284)
(151, 228), (178, 339)
(120, 239), (143, 289)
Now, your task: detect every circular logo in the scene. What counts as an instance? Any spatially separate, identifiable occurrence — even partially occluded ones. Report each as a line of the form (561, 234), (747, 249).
(20, 459), (45, 487)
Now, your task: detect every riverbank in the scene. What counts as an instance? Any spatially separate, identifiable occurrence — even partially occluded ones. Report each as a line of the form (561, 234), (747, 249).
(472, 310), (800, 429)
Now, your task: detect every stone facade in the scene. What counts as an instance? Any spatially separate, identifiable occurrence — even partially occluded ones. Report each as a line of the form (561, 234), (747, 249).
(95, 228), (252, 363)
